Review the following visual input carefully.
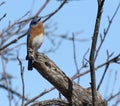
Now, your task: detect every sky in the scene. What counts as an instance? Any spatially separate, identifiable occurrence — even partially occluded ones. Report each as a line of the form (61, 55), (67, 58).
(0, 0), (120, 106)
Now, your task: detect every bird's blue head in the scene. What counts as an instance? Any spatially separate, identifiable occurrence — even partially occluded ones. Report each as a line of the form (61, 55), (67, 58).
(30, 17), (41, 26)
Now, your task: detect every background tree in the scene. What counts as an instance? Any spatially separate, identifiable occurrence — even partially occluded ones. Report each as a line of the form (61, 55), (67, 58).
(0, 0), (120, 106)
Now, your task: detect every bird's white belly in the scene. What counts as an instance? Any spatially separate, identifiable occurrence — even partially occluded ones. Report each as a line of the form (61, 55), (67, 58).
(32, 33), (44, 51)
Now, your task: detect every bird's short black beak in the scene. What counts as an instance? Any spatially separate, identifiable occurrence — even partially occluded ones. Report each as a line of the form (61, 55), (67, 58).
(37, 17), (41, 22)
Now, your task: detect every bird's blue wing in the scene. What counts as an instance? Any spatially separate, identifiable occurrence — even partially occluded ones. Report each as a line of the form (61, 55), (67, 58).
(27, 29), (30, 45)
(26, 29), (30, 60)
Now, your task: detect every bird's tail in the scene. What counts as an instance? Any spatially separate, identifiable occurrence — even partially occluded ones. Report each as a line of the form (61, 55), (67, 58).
(26, 55), (28, 60)
(28, 59), (33, 70)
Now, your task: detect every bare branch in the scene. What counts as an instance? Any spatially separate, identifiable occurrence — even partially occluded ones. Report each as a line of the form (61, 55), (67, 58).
(110, 2), (120, 22)
(107, 91), (120, 102)
(74, 54), (120, 79)
(0, 32), (27, 52)
(71, 49), (89, 80)
(111, 71), (118, 96)
(0, 13), (6, 22)
(97, 50), (113, 90)
(24, 87), (54, 106)
(43, 0), (67, 23)
(97, 62), (109, 90)
(95, 1), (120, 61)
(0, 1), (5, 7)
(17, 56), (25, 106)
(0, 84), (28, 101)
(35, 0), (50, 16)
(89, 1), (105, 105)
(1, 56), (12, 106)
(72, 33), (79, 83)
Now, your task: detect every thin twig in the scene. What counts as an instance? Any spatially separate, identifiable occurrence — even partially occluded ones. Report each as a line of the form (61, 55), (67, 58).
(107, 91), (120, 102)
(111, 71), (117, 96)
(97, 50), (113, 90)
(1, 56), (12, 106)
(72, 33), (79, 83)
(18, 11), (30, 21)
(17, 56), (25, 106)
(74, 54), (120, 79)
(43, 0), (67, 23)
(97, 63), (109, 90)
(95, 1), (120, 61)
(110, 2), (120, 22)
(35, 0), (50, 16)
(0, 32), (27, 52)
(0, 1), (5, 7)
(0, 13), (6, 22)
(24, 87), (54, 106)
(71, 48), (89, 80)
(0, 84), (28, 101)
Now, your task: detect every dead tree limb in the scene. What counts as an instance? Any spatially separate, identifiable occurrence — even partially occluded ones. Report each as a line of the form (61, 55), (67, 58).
(28, 51), (106, 106)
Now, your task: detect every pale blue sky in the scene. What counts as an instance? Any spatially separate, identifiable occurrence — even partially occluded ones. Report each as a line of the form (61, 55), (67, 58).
(0, 0), (120, 106)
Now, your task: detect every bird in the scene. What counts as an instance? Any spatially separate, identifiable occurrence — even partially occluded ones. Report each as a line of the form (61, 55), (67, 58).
(26, 17), (44, 70)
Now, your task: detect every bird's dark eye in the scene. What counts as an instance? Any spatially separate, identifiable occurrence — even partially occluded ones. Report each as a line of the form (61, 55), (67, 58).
(32, 21), (37, 25)
(30, 21), (37, 26)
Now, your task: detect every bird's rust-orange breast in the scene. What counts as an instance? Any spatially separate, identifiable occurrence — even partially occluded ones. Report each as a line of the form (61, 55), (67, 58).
(28, 22), (44, 48)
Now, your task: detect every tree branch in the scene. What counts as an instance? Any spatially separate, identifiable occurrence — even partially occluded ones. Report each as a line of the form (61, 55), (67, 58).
(89, 0), (105, 106)
(0, 13), (6, 22)
(32, 99), (69, 106)
(0, 84), (28, 101)
(35, 0), (50, 16)
(95, 1), (120, 61)
(24, 87), (54, 106)
(28, 50), (105, 106)
(0, 32), (27, 52)
(43, 0), (67, 23)
(17, 56), (25, 106)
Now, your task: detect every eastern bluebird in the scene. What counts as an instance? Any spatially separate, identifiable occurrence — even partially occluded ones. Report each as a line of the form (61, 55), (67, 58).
(26, 17), (44, 70)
